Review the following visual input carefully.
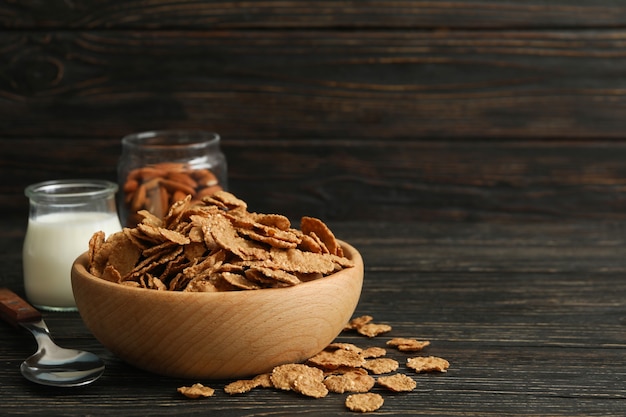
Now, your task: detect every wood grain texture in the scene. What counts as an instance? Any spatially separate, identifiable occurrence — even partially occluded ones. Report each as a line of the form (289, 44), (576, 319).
(1, 219), (624, 416)
(2, 2), (626, 222)
(3, 138), (626, 221)
(3, 30), (626, 140)
(1, 2), (625, 413)
(2, 1), (626, 29)
(4, 28), (626, 221)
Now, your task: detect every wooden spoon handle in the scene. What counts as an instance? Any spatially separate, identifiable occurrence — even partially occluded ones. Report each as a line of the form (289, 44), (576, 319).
(0, 288), (42, 327)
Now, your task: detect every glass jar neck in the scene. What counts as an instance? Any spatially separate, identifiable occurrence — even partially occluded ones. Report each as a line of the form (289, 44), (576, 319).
(121, 130), (221, 163)
(25, 180), (119, 216)
(25, 180), (119, 204)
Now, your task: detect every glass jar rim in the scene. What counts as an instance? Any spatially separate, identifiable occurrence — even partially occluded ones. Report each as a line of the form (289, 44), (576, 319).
(25, 179), (119, 203)
(121, 130), (220, 150)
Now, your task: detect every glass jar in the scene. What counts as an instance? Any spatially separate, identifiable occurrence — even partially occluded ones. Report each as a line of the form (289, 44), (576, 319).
(22, 179), (122, 311)
(117, 130), (227, 227)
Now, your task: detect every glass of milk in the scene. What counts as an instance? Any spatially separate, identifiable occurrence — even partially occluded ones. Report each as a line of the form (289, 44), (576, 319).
(23, 179), (122, 311)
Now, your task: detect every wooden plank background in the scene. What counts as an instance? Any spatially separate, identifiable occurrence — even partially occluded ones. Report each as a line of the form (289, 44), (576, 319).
(2, 1), (626, 221)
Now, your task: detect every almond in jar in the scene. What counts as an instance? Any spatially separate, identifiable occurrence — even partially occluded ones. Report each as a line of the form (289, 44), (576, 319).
(117, 130), (228, 227)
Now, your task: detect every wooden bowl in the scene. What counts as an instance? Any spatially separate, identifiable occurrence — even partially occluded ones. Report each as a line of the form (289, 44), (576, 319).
(71, 240), (363, 379)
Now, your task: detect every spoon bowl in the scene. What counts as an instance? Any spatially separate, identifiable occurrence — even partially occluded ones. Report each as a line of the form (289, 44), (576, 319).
(0, 288), (105, 387)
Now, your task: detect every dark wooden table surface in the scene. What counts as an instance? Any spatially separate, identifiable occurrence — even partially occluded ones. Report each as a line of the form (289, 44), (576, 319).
(1, 216), (624, 416)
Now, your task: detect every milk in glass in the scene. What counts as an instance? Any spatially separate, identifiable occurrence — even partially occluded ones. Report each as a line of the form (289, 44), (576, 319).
(23, 180), (122, 311)
(23, 212), (121, 309)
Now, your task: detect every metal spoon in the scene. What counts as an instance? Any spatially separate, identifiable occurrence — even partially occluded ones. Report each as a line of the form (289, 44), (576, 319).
(0, 288), (105, 387)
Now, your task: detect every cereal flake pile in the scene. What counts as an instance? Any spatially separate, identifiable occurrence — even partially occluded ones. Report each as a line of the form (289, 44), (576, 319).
(88, 191), (354, 291)
(86, 190), (450, 412)
(178, 315), (450, 413)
